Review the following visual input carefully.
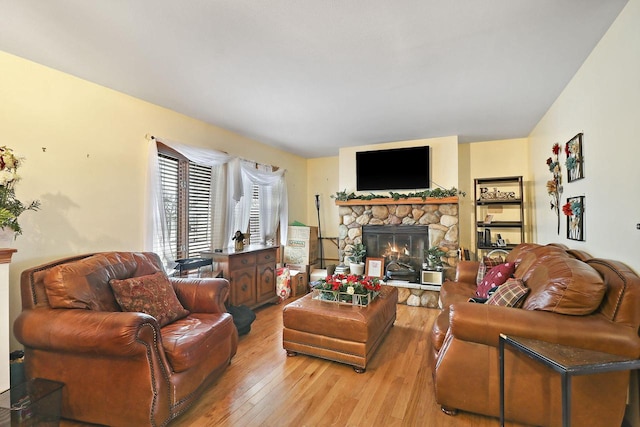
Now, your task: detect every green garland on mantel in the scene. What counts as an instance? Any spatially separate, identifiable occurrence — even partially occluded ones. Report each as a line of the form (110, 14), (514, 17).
(331, 187), (465, 202)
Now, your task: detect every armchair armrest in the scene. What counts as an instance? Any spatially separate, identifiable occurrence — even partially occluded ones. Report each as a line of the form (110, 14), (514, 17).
(455, 260), (480, 284)
(449, 303), (640, 357)
(171, 277), (229, 313)
(14, 308), (159, 356)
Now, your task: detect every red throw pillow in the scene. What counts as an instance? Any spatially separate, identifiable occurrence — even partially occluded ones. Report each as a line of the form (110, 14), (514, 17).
(109, 272), (190, 327)
(476, 262), (516, 298)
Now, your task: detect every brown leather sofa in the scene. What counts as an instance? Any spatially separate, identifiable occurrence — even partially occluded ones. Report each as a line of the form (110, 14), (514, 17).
(14, 252), (238, 427)
(429, 243), (640, 427)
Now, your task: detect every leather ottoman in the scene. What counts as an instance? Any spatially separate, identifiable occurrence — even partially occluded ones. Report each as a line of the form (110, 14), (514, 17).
(282, 285), (398, 372)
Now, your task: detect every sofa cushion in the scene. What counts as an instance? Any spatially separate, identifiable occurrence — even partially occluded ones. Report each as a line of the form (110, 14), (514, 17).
(109, 272), (190, 327)
(476, 262), (515, 298)
(486, 278), (529, 307)
(44, 253), (126, 311)
(513, 245), (570, 282)
(161, 313), (236, 372)
(522, 257), (606, 315)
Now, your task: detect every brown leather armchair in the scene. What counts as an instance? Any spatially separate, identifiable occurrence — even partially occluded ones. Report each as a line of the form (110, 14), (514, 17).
(430, 244), (640, 426)
(14, 252), (238, 427)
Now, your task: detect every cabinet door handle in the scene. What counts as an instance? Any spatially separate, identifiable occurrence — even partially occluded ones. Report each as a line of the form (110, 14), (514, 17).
(265, 255), (271, 260)
(242, 259), (248, 265)
(241, 284), (248, 292)
(265, 277), (270, 284)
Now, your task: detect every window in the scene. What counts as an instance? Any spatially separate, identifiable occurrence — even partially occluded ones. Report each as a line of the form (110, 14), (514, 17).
(158, 147), (212, 259)
(248, 184), (261, 245)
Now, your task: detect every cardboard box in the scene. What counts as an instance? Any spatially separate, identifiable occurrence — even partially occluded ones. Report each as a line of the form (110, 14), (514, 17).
(289, 271), (309, 297)
(283, 226), (319, 265)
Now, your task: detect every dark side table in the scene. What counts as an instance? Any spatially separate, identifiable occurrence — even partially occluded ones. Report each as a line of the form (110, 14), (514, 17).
(499, 334), (640, 427)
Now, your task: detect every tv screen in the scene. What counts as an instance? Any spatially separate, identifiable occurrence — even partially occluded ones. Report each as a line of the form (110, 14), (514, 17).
(356, 146), (430, 191)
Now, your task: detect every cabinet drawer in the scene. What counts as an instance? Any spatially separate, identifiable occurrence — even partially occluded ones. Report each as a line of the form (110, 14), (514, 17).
(257, 249), (277, 265)
(230, 253), (256, 270)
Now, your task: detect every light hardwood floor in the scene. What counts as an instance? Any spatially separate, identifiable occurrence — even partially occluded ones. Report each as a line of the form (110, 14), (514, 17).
(64, 299), (524, 426)
(170, 299), (524, 427)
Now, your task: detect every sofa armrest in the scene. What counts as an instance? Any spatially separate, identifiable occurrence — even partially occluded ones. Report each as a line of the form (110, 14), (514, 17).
(171, 277), (229, 313)
(448, 303), (640, 357)
(14, 308), (160, 356)
(455, 260), (480, 284)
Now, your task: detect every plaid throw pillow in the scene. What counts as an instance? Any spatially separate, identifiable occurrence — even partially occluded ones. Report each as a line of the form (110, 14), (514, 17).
(486, 278), (529, 307)
(476, 256), (505, 284)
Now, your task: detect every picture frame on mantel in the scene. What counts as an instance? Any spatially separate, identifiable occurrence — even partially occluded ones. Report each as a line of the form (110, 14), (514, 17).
(565, 133), (584, 182)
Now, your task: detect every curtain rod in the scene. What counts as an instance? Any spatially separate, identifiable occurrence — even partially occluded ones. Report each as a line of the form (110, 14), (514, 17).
(146, 134), (279, 171)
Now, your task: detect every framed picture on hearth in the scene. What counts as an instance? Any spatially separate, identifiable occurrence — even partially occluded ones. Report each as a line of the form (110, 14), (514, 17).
(565, 133), (584, 182)
(365, 257), (384, 278)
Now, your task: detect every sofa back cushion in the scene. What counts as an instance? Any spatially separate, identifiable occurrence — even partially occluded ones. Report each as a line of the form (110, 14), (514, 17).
(43, 252), (163, 311)
(513, 245), (570, 282)
(522, 256), (606, 315)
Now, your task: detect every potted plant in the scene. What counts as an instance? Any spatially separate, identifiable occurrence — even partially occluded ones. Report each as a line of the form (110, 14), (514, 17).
(424, 246), (446, 270)
(345, 243), (367, 275)
(0, 146), (40, 243)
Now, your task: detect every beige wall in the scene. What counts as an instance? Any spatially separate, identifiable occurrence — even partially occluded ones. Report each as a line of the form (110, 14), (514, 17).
(529, 0), (640, 274)
(1, 51), (308, 351)
(459, 138), (531, 259)
(306, 156), (340, 265)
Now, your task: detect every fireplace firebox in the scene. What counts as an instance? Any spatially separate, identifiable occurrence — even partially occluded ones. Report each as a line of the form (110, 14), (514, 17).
(362, 225), (428, 283)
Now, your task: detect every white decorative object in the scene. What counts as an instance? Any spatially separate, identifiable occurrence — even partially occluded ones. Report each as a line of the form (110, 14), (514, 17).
(0, 249), (16, 392)
(312, 289), (377, 307)
(0, 228), (14, 248)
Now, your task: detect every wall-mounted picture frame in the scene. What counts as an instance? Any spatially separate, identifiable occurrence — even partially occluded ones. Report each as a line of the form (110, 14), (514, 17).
(365, 257), (385, 278)
(565, 133), (584, 182)
(564, 196), (584, 241)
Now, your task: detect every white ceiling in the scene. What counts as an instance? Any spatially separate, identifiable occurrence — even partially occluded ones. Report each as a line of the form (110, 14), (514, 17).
(0, 1), (629, 158)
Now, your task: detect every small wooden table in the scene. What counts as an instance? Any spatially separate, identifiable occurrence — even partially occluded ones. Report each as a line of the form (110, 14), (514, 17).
(499, 334), (640, 427)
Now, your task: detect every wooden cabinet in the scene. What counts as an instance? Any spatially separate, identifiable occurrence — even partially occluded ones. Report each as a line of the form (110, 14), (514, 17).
(203, 246), (278, 309)
(474, 176), (525, 254)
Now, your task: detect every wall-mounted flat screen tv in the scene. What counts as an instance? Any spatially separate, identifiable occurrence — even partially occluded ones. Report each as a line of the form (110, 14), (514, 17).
(356, 146), (430, 191)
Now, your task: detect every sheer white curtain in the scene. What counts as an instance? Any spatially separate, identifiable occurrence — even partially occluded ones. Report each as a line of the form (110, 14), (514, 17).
(243, 162), (288, 244)
(145, 138), (231, 266)
(225, 159), (288, 247)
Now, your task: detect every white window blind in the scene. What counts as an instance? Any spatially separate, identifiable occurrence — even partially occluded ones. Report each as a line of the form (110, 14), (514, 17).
(158, 152), (212, 259)
(248, 184), (260, 245)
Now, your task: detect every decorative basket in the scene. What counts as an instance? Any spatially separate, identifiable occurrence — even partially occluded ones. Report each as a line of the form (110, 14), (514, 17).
(311, 289), (377, 307)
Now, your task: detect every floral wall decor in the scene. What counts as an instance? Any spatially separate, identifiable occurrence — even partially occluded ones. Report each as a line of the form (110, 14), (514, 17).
(563, 196), (584, 241)
(546, 143), (563, 234)
(0, 146), (40, 238)
(565, 133), (584, 182)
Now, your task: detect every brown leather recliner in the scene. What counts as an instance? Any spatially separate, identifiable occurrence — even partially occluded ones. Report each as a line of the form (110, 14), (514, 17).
(429, 243), (640, 427)
(14, 252), (238, 427)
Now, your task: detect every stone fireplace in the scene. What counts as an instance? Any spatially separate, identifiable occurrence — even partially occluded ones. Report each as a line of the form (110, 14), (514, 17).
(336, 197), (459, 308)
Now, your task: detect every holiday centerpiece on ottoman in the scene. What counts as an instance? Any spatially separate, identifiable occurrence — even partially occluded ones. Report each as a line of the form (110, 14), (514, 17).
(311, 273), (382, 306)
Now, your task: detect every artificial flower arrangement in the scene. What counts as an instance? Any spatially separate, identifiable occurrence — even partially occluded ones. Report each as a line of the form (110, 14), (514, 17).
(0, 146), (40, 237)
(312, 273), (382, 306)
(545, 143), (562, 234)
(562, 198), (583, 240)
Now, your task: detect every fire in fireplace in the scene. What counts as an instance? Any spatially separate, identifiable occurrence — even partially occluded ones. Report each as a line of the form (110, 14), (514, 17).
(362, 225), (429, 283)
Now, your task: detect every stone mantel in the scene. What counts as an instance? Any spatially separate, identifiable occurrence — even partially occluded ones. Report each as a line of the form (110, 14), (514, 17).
(336, 198), (459, 308)
(334, 196), (458, 206)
